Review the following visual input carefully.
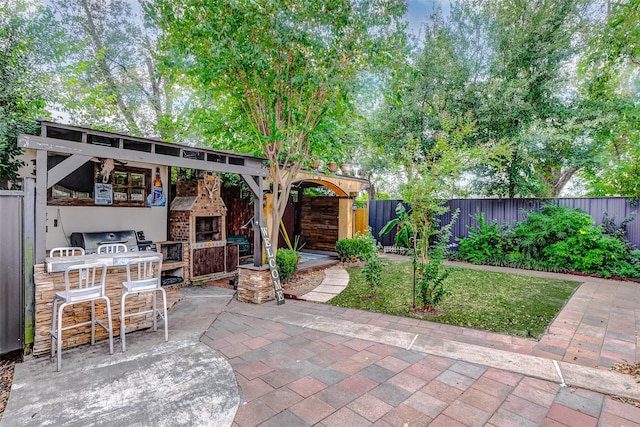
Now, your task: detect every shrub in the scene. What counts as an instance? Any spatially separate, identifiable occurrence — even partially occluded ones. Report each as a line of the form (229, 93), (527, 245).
(335, 231), (378, 262)
(513, 205), (593, 260)
(457, 212), (508, 265)
(276, 249), (298, 283)
(361, 256), (382, 295)
(456, 205), (640, 278)
(416, 220), (452, 310)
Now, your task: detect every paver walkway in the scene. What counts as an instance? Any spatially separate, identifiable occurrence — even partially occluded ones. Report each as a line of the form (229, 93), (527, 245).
(299, 267), (349, 303)
(203, 260), (640, 426)
(205, 299), (640, 427)
(444, 261), (640, 370)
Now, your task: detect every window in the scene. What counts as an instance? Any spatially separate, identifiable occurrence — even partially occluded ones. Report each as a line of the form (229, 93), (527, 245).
(48, 164), (152, 207)
(110, 169), (149, 206)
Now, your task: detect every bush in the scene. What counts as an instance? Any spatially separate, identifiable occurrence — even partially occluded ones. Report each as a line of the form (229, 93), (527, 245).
(513, 205), (594, 260)
(457, 212), (508, 265)
(335, 231), (378, 263)
(456, 205), (640, 278)
(361, 256), (382, 295)
(276, 249), (298, 283)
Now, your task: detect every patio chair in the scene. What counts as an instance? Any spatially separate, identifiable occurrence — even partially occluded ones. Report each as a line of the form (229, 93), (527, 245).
(50, 262), (114, 371)
(97, 243), (128, 254)
(120, 256), (168, 352)
(49, 247), (85, 257)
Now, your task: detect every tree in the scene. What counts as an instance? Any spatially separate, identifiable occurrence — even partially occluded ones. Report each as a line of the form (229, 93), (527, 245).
(371, 0), (595, 198)
(47, 0), (193, 140)
(469, 0), (594, 197)
(150, 0), (406, 250)
(578, 0), (640, 197)
(397, 113), (504, 311)
(0, 0), (51, 188)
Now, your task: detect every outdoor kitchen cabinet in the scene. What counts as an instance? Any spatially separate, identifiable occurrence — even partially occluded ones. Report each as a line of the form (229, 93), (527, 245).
(192, 246), (225, 277)
(226, 243), (239, 273)
(156, 241), (189, 285)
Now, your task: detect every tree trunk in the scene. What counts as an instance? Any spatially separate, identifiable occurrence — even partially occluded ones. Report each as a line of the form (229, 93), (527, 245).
(367, 179), (376, 203)
(551, 167), (577, 197)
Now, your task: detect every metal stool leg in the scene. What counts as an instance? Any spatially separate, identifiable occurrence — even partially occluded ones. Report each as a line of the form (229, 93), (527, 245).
(152, 292), (158, 332)
(90, 300), (96, 345)
(160, 288), (168, 342)
(56, 302), (66, 372)
(104, 296), (114, 355)
(51, 298), (58, 359)
(120, 292), (128, 352)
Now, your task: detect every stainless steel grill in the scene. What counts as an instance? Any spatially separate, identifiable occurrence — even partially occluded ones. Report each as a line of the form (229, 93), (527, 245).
(70, 230), (139, 254)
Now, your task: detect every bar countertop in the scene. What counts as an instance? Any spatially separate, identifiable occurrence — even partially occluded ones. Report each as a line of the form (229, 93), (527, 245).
(45, 251), (163, 273)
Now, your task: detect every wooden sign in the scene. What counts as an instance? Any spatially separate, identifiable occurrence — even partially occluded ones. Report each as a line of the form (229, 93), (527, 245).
(259, 219), (285, 305)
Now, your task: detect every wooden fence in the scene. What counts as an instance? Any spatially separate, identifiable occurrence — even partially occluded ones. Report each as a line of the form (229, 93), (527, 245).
(369, 198), (640, 249)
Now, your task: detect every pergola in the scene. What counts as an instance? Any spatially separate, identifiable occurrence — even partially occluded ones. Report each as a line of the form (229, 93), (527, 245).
(18, 122), (269, 265)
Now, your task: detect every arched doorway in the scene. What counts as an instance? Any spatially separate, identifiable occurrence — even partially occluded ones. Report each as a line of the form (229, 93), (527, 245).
(265, 171), (369, 251)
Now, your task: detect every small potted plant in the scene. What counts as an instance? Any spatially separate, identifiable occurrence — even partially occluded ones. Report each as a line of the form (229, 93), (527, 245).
(340, 162), (352, 175)
(327, 162), (338, 173)
(309, 159), (320, 170)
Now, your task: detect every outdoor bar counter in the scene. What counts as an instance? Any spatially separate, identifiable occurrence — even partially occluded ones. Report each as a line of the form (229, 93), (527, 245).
(32, 252), (181, 356)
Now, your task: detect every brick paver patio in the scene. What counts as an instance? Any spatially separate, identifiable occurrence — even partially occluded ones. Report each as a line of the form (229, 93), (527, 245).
(202, 286), (640, 426)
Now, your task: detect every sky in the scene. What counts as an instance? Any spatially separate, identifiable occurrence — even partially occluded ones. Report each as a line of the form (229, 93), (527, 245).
(405, 0), (450, 38)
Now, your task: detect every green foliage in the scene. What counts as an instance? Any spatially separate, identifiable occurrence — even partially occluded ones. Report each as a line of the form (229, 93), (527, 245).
(330, 260), (580, 338)
(513, 205), (593, 260)
(456, 205), (640, 278)
(335, 231), (378, 263)
(577, 0), (640, 197)
(276, 249), (298, 283)
(361, 256), (382, 296)
(601, 212), (637, 250)
(392, 111), (493, 310)
(370, 0), (596, 198)
(379, 203), (412, 248)
(0, 1), (51, 186)
(457, 212), (509, 265)
(291, 235), (306, 253)
(414, 209), (457, 310)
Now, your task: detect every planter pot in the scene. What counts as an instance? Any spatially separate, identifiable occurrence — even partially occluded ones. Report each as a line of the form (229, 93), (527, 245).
(310, 160), (320, 170)
(340, 163), (352, 175)
(327, 162), (338, 173)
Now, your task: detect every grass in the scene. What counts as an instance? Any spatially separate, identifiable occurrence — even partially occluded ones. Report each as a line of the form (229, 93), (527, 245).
(329, 259), (580, 338)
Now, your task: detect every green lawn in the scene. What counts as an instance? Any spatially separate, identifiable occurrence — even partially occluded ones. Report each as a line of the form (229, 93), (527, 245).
(329, 259), (580, 338)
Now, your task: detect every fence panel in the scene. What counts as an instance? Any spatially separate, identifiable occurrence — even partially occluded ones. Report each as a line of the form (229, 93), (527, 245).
(0, 190), (24, 354)
(369, 198), (640, 250)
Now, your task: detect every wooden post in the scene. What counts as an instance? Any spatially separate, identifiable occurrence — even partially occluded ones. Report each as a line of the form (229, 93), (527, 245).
(259, 217), (285, 305)
(23, 178), (36, 351)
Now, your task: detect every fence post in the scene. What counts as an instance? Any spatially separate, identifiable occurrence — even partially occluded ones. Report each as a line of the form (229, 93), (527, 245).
(23, 178), (36, 352)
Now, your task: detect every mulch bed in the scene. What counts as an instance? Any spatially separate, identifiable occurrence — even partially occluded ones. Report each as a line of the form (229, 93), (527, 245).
(282, 269), (325, 297)
(0, 350), (21, 421)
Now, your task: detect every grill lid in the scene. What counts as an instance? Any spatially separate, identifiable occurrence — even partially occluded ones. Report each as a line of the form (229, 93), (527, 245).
(70, 230), (139, 254)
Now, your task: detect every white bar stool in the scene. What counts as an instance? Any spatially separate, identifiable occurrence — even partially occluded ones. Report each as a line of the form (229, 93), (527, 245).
(120, 256), (168, 352)
(50, 262), (114, 371)
(49, 247), (85, 257)
(97, 243), (128, 254)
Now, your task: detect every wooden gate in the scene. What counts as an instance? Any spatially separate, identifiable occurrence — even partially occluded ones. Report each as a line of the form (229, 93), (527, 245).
(300, 196), (339, 251)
